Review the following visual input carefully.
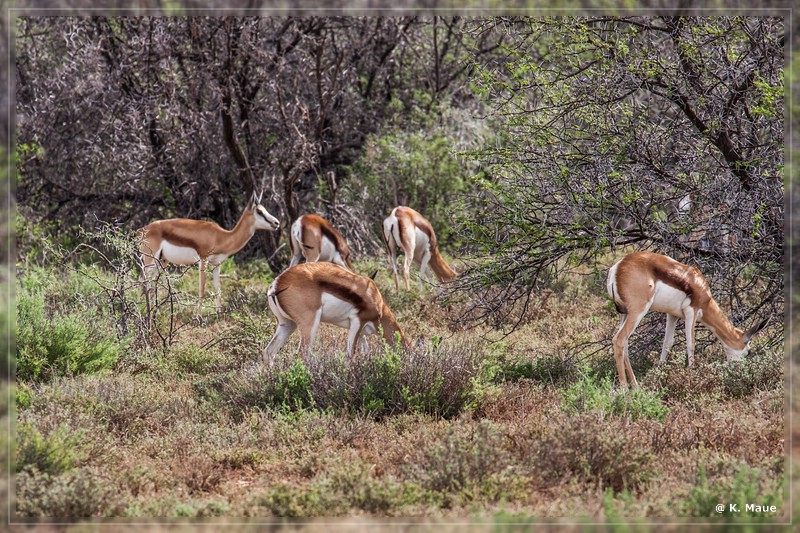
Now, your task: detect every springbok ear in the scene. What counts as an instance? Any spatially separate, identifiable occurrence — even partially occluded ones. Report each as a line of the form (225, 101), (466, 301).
(257, 189), (264, 205)
(745, 317), (769, 341)
(369, 270), (378, 280)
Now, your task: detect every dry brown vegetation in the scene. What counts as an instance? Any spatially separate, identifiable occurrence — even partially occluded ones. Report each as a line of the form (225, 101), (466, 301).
(10, 256), (788, 527)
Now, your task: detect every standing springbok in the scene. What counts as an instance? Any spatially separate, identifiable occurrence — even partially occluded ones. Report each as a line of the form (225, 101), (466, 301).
(289, 214), (354, 271)
(263, 262), (409, 363)
(138, 192), (280, 311)
(382, 206), (457, 292)
(606, 251), (769, 389)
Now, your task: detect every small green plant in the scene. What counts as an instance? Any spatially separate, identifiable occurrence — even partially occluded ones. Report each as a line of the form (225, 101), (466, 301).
(561, 371), (668, 421)
(683, 465), (783, 517)
(269, 359), (316, 411)
(17, 268), (123, 382)
(15, 423), (86, 475)
(361, 351), (400, 414)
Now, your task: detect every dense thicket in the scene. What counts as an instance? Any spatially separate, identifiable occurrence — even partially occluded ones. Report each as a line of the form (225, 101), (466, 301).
(450, 17), (784, 338)
(16, 16), (498, 268)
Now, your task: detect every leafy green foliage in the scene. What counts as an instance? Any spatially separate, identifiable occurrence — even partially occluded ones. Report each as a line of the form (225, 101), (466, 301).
(17, 268), (123, 382)
(15, 423), (86, 475)
(269, 359), (316, 411)
(683, 465), (783, 517)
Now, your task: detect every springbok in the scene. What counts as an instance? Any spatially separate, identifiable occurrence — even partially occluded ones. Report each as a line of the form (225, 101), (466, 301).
(263, 262), (409, 363)
(289, 214), (354, 271)
(606, 251), (769, 389)
(138, 192), (280, 311)
(382, 206), (457, 292)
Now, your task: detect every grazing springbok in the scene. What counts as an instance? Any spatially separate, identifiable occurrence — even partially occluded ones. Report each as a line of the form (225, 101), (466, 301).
(606, 251), (769, 389)
(263, 262), (409, 363)
(382, 206), (457, 292)
(138, 192), (280, 311)
(289, 214), (354, 271)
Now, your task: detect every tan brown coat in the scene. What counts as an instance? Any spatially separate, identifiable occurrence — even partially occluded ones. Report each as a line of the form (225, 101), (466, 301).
(289, 214), (354, 271)
(263, 262), (409, 362)
(607, 251), (768, 389)
(138, 197), (279, 310)
(382, 206), (457, 292)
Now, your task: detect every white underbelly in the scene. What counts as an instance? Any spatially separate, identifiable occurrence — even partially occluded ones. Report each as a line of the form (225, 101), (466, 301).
(160, 241), (200, 265)
(320, 293), (359, 328)
(650, 281), (691, 316)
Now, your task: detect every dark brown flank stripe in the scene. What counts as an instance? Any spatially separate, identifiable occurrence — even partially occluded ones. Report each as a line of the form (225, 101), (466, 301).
(318, 279), (366, 311)
(654, 263), (696, 301)
(161, 228), (202, 250)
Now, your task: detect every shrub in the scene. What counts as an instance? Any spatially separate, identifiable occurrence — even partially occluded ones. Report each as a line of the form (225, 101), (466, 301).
(642, 359), (726, 406)
(16, 466), (123, 518)
(532, 415), (653, 493)
(17, 268), (123, 382)
(270, 359), (316, 411)
(500, 354), (578, 386)
(683, 465), (783, 517)
(249, 483), (338, 518)
(561, 372), (668, 421)
(173, 454), (226, 495)
(403, 421), (509, 493)
(722, 349), (784, 398)
(326, 461), (435, 515)
(15, 423), (86, 475)
(207, 336), (490, 420)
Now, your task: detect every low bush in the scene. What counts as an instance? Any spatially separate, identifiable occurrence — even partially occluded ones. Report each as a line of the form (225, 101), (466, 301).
(403, 420), (509, 493)
(17, 268), (124, 382)
(249, 482), (338, 518)
(16, 466), (123, 518)
(683, 465), (783, 517)
(15, 423), (86, 475)
(499, 354), (578, 386)
(532, 415), (654, 493)
(642, 360), (726, 406)
(722, 349), (784, 398)
(203, 336), (490, 420)
(326, 460), (436, 515)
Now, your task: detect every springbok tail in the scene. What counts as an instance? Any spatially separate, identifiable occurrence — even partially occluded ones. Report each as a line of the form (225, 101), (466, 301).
(429, 247), (457, 282)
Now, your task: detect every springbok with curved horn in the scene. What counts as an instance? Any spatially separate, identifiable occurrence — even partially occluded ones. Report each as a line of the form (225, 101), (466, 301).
(382, 206), (457, 292)
(263, 262), (409, 363)
(289, 214), (354, 271)
(606, 251), (769, 389)
(138, 192), (280, 311)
